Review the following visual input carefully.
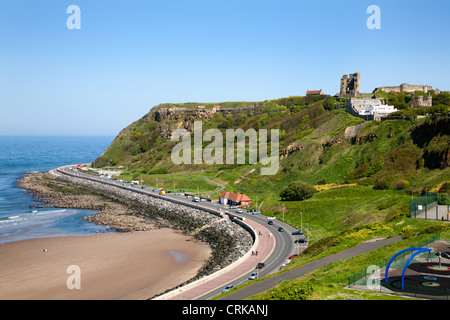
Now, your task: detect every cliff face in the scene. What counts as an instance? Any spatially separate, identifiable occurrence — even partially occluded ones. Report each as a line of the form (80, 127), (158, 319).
(151, 103), (263, 139)
(153, 103), (262, 122)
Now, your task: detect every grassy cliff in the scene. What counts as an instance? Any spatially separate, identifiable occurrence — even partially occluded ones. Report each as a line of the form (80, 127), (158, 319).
(93, 93), (449, 222)
(93, 92), (450, 298)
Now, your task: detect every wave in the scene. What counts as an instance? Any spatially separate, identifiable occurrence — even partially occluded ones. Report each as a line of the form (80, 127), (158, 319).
(0, 209), (75, 229)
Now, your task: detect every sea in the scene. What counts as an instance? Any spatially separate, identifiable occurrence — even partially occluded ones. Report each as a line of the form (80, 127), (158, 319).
(0, 136), (115, 244)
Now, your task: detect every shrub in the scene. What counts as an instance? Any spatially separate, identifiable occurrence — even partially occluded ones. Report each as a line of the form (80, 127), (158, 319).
(133, 132), (142, 140)
(400, 226), (415, 239)
(280, 181), (317, 201)
(439, 182), (449, 194)
(345, 164), (370, 182)
(394, 180), (410, 190)
(263, 281), (313, 300)
(374, 177), (391, 190)
(438, 193), (450, 205)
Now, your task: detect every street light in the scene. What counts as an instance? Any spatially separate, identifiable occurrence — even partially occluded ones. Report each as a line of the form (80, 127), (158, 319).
(300, 212), (303, 233)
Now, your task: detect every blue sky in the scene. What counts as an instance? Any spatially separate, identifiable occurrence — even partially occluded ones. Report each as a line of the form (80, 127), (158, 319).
(0, 0), (449, 136)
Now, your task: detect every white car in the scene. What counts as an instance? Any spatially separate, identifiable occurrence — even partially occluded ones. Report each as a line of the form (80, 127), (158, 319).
(248, 272), (258, 280)
(235, 209), (243, 213)
(222, 285), (234, 292)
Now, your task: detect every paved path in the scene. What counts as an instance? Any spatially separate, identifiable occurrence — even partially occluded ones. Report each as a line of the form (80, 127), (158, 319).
(220, 236), (403, 300)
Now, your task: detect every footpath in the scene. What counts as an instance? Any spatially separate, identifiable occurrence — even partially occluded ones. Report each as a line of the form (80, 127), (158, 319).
(220, 236), (403, 300)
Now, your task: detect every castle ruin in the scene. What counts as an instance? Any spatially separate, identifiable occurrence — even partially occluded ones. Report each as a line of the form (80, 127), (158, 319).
(373, 83), (437, 94)
(408, 93), (433, 108)
(339, 73), (360, 97)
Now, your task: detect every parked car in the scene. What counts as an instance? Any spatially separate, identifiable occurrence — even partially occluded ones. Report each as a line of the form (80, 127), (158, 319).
(292, 231), (304, 235)
(222, 285), (234, 292)
(295, 238), (307, 243)
(248, 272), (258, 280)
(289, 254), (299, 259)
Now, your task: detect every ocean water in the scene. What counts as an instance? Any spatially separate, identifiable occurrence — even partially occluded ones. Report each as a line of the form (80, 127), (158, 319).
(0, 136), (114, 243)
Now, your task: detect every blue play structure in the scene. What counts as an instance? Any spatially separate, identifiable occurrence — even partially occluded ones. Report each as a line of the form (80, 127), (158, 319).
(384, 247), (432, 290)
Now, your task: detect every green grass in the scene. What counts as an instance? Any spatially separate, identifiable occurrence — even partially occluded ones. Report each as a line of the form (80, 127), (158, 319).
(117, 171), (221, 197)
(91, 93), (449, 300)
(237, 229), (450, 300)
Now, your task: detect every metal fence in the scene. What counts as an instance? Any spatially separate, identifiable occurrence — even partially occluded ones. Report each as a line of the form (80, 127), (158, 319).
(409, 192), (450, 221)
(409, 192), (438, 219)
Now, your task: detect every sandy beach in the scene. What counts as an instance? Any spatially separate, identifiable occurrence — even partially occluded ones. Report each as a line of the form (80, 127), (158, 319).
(0, 229), (211, 300)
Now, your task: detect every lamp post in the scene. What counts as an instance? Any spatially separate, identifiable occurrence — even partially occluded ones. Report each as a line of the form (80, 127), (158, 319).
(300, 212), (303, 233)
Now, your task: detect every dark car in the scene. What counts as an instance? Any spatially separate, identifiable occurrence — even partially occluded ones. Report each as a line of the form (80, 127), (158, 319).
(295, 238), (307, 243)
(256, 262), (265, 269)
(268, 220), (274, 225)
(278, 227), (284, 232)
(292, 231), (304, 235)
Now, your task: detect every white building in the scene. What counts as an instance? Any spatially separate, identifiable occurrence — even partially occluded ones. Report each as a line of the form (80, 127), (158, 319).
(347, 98), (397, 120)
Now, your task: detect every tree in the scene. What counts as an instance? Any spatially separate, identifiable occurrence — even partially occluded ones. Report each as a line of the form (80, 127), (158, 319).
(280, 181), (317, 201)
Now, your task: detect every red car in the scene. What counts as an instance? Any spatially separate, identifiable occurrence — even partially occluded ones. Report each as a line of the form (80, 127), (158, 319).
(289, 254), (299, 259)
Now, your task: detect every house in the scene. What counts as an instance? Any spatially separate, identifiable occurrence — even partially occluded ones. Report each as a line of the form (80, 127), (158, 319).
(346, 97), (398, 121)
(219, 192), (252, 207)
(306, 89), (324, 96)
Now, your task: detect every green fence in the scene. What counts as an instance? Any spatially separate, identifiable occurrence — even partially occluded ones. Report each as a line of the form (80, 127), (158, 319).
(409, 192), (438, 219)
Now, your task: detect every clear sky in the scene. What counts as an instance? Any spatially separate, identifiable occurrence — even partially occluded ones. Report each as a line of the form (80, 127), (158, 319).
(0, 0), (449, 136)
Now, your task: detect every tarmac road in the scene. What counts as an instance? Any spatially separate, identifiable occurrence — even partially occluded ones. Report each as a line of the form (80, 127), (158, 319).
(219, 236), (403, 300)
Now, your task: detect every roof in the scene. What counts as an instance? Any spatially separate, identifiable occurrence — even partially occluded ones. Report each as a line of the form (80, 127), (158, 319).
(219, 192), (252, 202)
(306, 89), (323, 95)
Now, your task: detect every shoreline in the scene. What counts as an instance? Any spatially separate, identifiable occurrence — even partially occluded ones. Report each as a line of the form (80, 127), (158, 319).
(17, 172), (158, 233)
(0, 229), (211, 300)
(8, 169), (253, 299)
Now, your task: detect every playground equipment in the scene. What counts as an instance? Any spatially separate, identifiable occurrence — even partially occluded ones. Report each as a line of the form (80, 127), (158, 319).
(384, 247), (432, 290)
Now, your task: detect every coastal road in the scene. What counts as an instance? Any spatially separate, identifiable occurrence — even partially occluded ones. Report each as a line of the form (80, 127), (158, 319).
(54, 165), (301, 299)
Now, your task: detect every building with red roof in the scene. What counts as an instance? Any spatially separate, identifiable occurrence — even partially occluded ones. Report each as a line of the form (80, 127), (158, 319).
(219, 192), (252, 207)
(306, 89), (324, 96)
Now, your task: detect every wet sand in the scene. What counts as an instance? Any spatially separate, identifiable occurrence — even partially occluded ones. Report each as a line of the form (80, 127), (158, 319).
(0, 229), (211, 300)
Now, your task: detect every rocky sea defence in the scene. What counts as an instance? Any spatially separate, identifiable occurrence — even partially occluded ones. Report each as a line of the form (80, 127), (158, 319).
(18, 169), (253, 286)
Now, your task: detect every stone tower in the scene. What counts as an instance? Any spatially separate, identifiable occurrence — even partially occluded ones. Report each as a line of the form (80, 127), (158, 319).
(408, 93), (433, 108)
(340, 73), (360, 97)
